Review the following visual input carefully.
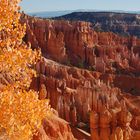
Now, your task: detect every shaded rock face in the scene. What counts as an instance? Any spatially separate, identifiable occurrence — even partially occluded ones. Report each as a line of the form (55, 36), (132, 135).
(30, 58), (140, 140)
(54, 12), (140, 38)
(33, 114), (76, 140)
(22, 14), (140, 78)
(22, 14), (140, 94)
(21, 15), (140, 139)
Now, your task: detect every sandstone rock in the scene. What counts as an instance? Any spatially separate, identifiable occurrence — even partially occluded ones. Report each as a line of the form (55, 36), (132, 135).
(20, 15), (140, 139)
(90, 111), (99, 129)
(33, 115), (76, 140)
(22, 14), (140, 78)
(39, 84), (47, 100)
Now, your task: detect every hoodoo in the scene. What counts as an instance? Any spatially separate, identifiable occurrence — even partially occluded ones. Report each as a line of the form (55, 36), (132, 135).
(20, 14), (140, 139)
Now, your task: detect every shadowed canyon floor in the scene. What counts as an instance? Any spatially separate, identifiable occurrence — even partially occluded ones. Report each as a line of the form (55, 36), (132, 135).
(20, 14), (140, 139)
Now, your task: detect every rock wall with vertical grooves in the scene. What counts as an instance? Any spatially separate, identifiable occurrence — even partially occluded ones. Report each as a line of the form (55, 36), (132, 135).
(21, 14), (140, 139)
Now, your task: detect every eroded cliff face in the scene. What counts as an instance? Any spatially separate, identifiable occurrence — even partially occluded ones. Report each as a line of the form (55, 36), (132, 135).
(21, 14), (140, 139)
(22, 14), (140, 94)
(54, 12), (140, 38)
(32, 58), (140, 140)
(33, 114), (76, 140)
(22, 14), (140, 77)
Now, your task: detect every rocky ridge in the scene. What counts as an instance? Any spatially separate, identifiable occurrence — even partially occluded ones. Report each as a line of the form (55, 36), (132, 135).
(23, 14), (140, 77)
(54, 12), (140, 38)
(33, 57), (140, 140)
(21, 14), (140, 139)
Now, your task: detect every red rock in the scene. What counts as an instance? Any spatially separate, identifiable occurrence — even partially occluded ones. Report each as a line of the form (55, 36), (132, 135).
(22, 14), (140, 78)
(90, 111), (99, 129)
(33, 115), (76, 140)
(20, 15), (140, 139)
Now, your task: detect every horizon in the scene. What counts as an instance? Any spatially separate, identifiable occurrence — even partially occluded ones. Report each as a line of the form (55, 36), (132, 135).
(27, 9), (140, 14)
(21, 0), (140, 13)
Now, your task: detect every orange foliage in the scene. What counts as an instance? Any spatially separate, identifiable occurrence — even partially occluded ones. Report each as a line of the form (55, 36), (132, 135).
(0, 0), (50, 139)
(0, 86), (51, 140)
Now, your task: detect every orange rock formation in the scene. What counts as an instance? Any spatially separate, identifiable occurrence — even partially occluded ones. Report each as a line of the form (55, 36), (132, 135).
(21, 14), (140, 139)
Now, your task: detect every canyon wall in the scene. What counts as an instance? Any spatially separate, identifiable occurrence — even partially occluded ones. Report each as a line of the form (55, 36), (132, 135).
(22, 14), (140, 77)
(21, 14), (140, 139)
(33, 114), (76, 140)
(55, 12), (140, 38)
(31, 58), (140, 140)
(22, 14), (140, 95)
